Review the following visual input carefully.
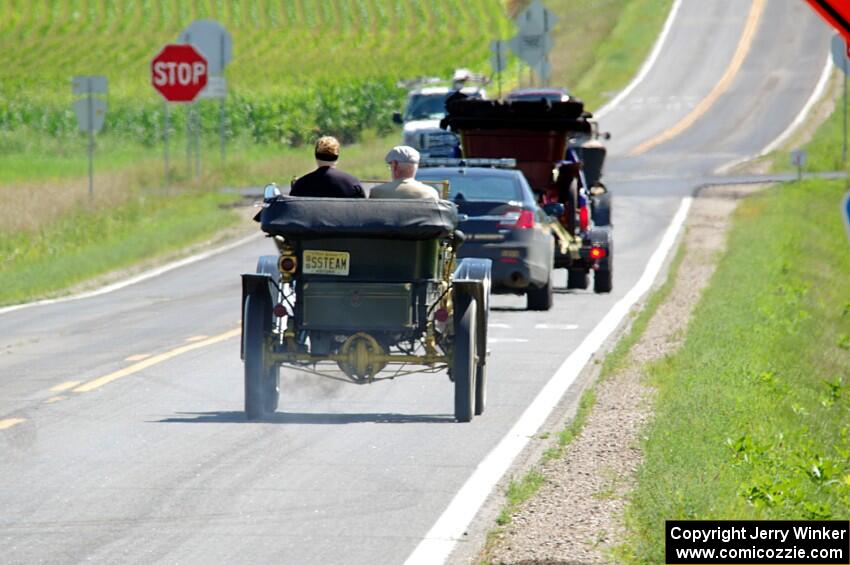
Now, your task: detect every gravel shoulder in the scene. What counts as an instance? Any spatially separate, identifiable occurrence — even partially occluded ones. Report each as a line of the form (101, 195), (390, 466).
(484, 184), (765, 564)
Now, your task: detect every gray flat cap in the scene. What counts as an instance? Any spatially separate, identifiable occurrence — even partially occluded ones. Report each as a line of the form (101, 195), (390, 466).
(385, 145), (420, 164)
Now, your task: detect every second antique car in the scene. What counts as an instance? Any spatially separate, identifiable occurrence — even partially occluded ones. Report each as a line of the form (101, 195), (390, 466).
(242, 189), (492, 422)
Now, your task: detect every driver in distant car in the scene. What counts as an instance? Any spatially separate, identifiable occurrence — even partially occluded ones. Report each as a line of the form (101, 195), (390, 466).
(369, 146), (441, 201)
(289, 136), (365, 198)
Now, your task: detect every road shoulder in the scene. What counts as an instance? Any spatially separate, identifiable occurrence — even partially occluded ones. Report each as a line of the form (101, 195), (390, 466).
(479, 184), (765, 564)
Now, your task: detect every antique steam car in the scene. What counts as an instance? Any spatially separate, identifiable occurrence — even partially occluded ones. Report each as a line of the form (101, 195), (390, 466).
(241, 188), (491, 422)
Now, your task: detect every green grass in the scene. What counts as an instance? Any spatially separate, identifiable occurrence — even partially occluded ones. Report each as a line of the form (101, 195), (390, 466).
(540, 0), (673, 111)
(0, 131), (398, 306)
(477, 243), (686, 564)
(769, 78), (850, 174)
(0, 190), (240, 305)
(622, 180), (850, 563)
(0, 1), (512, 147)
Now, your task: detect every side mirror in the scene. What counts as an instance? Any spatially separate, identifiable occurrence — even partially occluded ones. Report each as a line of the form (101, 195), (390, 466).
(603, 132), (612, 140)
(392, 112), (403, 125)
(263, 183), (282, 201)
(543, 203), (565, 217)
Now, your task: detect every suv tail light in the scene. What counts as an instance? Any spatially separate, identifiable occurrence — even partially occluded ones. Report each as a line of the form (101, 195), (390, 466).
(499, 209), (535, 229)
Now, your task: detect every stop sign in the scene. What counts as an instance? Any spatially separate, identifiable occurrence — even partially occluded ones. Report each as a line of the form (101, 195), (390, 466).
(151, 44), (208, 102)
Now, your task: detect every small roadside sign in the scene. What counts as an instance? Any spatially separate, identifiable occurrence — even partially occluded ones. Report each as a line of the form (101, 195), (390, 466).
(200, 76), (227, 99)
(72, 75), (108, 95)
(71, 75), (108, 199)
(790, 149), (807, 168)
(73, 98), (107, 133)
(508, 33), (554, 69)
(514, 0), (559, 37)
(842, 191), (850, 247)
(831, 34), (850, 73)
(178, 20), (232, 76)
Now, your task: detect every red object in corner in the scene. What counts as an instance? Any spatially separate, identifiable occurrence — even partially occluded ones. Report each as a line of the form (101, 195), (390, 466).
(805, 0), (850, 44)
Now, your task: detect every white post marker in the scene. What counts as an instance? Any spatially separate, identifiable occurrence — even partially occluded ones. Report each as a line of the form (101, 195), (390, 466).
(72, 76), (108, 199)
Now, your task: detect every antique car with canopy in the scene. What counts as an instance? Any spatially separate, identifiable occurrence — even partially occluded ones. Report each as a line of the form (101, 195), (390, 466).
(241, 188), (491, 422)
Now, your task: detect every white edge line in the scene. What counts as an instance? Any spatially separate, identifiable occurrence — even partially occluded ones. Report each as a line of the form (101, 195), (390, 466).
(0, 232), (263, 316)
(714, 49), (834, 175)
(403, 196), (693, 565)
(594, 0), (683, 120)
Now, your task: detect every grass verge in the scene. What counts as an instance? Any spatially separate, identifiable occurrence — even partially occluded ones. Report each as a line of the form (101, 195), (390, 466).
(0, 132), (397, 305)
(545, 0), (673, 111)
(0, 190), (239, 306)
(621, 179), (850, 563)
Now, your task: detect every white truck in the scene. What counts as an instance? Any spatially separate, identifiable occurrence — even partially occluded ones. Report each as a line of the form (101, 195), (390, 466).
(392, 70), (488, 158)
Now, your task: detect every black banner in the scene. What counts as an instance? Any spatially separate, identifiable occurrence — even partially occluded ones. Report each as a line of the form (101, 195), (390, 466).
(666, 521), (849, 564)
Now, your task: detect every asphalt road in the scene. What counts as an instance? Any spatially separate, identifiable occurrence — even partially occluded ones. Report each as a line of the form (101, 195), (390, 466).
(0, 2), (832, 564)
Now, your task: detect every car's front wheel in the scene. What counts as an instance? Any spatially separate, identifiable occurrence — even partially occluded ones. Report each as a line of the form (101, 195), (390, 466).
(453, 293), (477, 423)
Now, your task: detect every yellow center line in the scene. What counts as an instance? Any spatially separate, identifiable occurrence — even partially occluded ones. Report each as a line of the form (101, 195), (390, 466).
(629, 0), (767, 156)
(185, 335), (209, 343)
(44, 396), (66, 404)
(125, 353), (151, 362)
(49, 380), (81, 393)
(73, 327), (241, 393)
(0, 418), (26, 430)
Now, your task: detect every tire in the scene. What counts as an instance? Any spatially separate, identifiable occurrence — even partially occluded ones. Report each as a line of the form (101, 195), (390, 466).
(453, 294), (477, 423)
(526, 277), (553, 311)
(594, 269), (613, 293)
(567, 268), (589, 290)
(474, 362), (487, 416)
(244, 295), (278, 420)
(591, 192), (611, 226)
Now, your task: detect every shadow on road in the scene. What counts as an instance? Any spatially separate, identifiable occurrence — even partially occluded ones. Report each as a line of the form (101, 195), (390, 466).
(156, 411), (455, 425)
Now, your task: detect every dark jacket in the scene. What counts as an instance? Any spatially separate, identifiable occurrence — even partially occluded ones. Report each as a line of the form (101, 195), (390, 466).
(289, 166), (365, 198)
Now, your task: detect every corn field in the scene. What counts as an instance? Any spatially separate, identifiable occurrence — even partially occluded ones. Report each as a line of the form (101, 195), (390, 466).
(0, 0), (513, 147)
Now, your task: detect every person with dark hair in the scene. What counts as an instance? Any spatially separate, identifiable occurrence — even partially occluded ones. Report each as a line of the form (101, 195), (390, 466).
(289, 136), (365, 198)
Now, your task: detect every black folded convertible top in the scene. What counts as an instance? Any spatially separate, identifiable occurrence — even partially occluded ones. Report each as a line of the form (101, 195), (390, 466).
(260, 197), (458, 240)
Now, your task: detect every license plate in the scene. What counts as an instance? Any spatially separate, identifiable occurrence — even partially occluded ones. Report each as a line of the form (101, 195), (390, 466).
(303, 250), (350, 276)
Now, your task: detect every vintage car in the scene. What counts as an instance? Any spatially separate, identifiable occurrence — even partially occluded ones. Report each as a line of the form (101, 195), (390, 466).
(241, 188), (491, 422)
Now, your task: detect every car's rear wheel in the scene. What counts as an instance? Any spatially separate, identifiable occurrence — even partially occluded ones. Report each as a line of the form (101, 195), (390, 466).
(567, 268), (589, 290)
(244, 295), (278, 420)
(453, 293), (477, 423)
(594, 269), (613, 293)
(526, 277), (553, 311)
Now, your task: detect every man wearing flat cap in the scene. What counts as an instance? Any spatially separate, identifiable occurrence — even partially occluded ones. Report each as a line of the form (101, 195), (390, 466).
(290, 136), (365, 198)
(369, 146), (441, 201)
